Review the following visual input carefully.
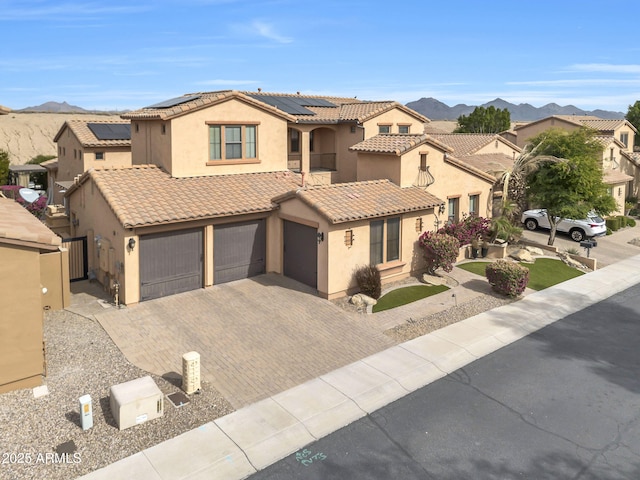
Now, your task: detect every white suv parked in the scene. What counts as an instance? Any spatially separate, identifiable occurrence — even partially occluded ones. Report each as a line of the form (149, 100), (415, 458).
(521, 209), (606, 242)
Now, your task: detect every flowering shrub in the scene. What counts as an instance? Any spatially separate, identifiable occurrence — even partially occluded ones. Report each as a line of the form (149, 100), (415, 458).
(439, 215), (491, 247)
(485, 260), (529, 297)
(419, 231), (460, 274)
(354, 264), (382, 299)
(1, 185), (48, 219)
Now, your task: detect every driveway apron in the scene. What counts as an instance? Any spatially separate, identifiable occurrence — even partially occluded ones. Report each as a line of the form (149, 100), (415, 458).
(93, 274), (395, 408)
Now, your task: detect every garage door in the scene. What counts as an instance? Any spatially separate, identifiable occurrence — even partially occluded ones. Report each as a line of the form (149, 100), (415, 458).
(214, 219), (266, 284)
(283, 220), (317, 288)
(140, 228), (203, 301)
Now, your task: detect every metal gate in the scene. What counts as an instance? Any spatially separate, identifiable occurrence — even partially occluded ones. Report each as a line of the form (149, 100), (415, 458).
(62, 236), (88, 282)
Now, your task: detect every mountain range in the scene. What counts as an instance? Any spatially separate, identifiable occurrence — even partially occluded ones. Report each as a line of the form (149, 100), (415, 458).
(17, 98), (626, 121)
(405, 97), (625, 121)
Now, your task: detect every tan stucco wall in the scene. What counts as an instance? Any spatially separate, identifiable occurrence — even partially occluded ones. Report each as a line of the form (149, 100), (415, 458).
(69, 179), (129, 302)
(334, 123), (365, 183)
(357, 147), (493, 220)
(514, 120), (581, 148)
(607, 181), (627, 216)
(362, 109), (425, 137)
(277, 197), (434, 299)
(0, 244), (44, 393)
(134, 99), (290, 178)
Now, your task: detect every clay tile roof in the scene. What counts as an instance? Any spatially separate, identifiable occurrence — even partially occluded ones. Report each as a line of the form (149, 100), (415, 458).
(603, 170), (634, 184)
(75, 165), (302, 228)
(350, 133), (453, 155)
(427, 133), (500, 156)
(274, 179), (444, 224)
(53, 119), (131, 147)
(0, 197), (61, 249)
(459, 153), (515, 177)
(122, 90), (428, 125)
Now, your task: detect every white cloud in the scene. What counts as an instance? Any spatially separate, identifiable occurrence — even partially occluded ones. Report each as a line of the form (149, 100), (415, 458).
(0, 1), (149, 20)
(507, 79), (640, 87)
(568, 63), (640, 74)
(251, 20), (293, 44)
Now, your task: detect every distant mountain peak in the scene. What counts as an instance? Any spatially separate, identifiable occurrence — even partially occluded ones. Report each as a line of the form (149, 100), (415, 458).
(406, 97), (625, 121)
(18, 101), (89, 113)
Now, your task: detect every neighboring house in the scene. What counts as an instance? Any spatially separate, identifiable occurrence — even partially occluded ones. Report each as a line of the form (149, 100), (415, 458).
(0, 197), (70, 393)
(51, 119), (132, 205)
(352, 133), (497, 223)
(513, 116), (637, 214)
(65, 90), (498, 304)
(8, 164), (47, 190)
(0, 105), (10, 115)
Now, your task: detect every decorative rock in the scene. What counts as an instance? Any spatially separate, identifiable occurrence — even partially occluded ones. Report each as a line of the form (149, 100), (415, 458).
(558, 252), (587, 270)
(525, 246), (544, 256)
(510, 248), (534, 263)
(422, 273), (447, 286)
(351, 293), (377, 306)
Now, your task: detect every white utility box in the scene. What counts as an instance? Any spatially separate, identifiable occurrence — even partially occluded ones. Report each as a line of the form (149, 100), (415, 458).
(182, 351), (201, 394)
(109, 376), (164, 430)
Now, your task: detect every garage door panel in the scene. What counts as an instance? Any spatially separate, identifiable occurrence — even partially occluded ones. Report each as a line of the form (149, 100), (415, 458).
(140, 229), (203, 301)
(283, 221), (317, 288)
(214, 220), (266, 284)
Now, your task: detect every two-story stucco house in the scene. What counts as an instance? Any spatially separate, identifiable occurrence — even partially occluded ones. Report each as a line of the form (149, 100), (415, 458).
(65, 90), (495, 304)
(48, 120), (132, 205)
(513, 116), (638, 214)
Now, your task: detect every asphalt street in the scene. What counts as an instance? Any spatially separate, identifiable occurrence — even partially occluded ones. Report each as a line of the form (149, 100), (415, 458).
(250, 283), (640, 480)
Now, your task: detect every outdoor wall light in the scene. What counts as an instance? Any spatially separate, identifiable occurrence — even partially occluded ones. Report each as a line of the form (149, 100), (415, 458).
(438, 204), (446, 215)
(128, 238), (136, 251)
(344, 229), (354, 247)
(415, 217), (423, 232)
(316, 232), (324, 244)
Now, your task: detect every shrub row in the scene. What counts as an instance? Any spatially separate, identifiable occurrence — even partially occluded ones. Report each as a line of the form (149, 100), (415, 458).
(606, 215), (636, 231)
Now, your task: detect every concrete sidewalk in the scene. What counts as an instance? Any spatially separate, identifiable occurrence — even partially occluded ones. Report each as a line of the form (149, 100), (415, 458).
(79, 254), (640, 480)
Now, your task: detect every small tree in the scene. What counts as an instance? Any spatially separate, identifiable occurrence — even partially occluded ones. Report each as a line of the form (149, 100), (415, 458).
(0, 150), (9, 185)
(419, 231), (459, 275)
(454, 106), (511, 134)
(526, 128), (617, 245)
(626, 100), (640, 149)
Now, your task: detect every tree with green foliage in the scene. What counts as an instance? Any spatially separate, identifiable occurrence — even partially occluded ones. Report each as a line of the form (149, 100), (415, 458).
(454, 106), (511, 134)
(625, 100), (640, 148)
(0, 150), (9, 185)
(525, 127), (617, 245)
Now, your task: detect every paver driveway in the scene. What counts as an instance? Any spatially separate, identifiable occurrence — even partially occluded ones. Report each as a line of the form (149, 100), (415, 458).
(94, 274), (395, 408)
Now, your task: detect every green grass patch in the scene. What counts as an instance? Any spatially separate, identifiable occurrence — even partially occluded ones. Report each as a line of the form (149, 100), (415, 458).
(458, 258), (584, 291)
(373, 284), (449, 313)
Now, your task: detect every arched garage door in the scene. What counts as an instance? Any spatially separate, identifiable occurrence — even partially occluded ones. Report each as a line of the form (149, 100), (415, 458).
(283, 220), (317, 288)
(140, 228), (203, 301)
(214, 219), (266, 284)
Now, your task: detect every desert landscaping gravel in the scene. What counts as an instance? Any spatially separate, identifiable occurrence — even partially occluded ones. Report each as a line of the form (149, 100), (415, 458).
(1, 279), (511, 480)
(0, 309), (233, 480)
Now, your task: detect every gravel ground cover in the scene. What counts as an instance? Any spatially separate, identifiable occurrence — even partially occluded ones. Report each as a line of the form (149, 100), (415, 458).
(0, 309), (233, 480)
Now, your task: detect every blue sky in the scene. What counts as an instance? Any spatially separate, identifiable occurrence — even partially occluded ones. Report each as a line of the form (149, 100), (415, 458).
(2, 0), (640, 113)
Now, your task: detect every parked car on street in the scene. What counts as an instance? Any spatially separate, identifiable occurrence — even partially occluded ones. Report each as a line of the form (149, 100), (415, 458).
(521, 209), (606, 242)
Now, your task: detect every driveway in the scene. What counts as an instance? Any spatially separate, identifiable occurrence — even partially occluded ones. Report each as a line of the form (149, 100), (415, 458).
(94, 274), (395, 408)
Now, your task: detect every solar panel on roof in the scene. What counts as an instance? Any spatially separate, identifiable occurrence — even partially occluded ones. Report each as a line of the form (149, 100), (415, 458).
(247, 94), (335, 115)
(87, 123), (131, 141)
(145, 94), (201, 109)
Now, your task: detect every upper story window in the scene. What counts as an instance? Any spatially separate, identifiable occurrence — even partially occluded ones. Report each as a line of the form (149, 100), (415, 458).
(378, 124), (391, 134)
(448, 197), (459, 223)
(398, 124), (410, 134)
(209, 124), (257, 161)
(95, 152), (105, 161)
(620, 132), (629, 148)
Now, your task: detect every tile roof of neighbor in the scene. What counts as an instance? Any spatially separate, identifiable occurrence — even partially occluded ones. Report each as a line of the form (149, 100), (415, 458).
(0, 105), (10, 115)
(122, 90), (429, 124)
(53, 119), (132, 147)
(459, 153), (515, 177)
(349, 133), (496, 183)
(515, 115), (637, 133)
(70, 165), (303, 228)
(273, 179), (444, 224)
(603, 169), (634, 184)
(0, 197), (61, 249)
(427, 133), (521, 156)
(349, 133), (453, 155)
